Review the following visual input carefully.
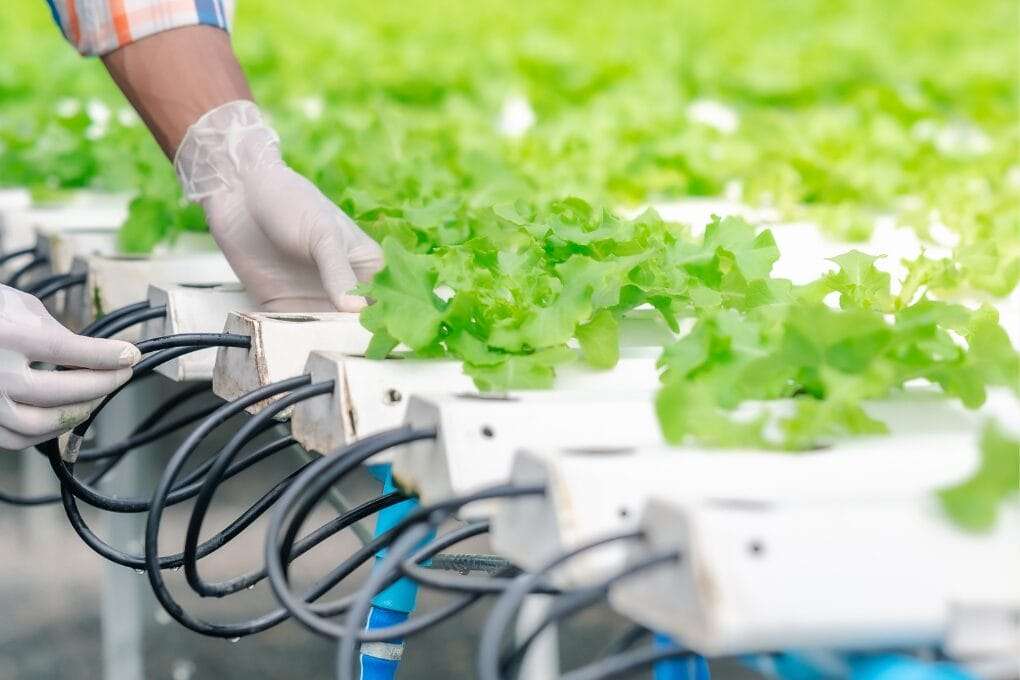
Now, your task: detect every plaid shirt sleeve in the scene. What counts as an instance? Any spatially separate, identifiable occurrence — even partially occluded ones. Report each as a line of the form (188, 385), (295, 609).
(46, 0), (235, 56)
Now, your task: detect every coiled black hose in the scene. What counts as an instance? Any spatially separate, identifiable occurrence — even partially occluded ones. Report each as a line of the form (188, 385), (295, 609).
(142, 377), (397, 636)
(23, 272), (86, 300)
(67, 333), (251, 445)
(475, 531), (686, 680)
(267, 467), (547, 640)
(49, 418), (287, 513)
(0, 246), (37, 267)
(31, 333), (258, 558)
(40, 434), (303, 573)
(79, 300), (150, 337)
(182, 381), (336, 597)
(92, 305), (167, 339)
(0, 381), (213, 506)
(6, 255), (49, 288)
(477, 530), (641, 679)
(499, 552), (681, 678)
(146, 421), (427, 638)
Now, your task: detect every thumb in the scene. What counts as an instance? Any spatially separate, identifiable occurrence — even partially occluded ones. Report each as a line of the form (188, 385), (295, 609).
(312, 230), (368, 313)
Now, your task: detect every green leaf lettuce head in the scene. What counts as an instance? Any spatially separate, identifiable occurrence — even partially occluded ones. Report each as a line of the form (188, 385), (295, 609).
(358, 200), (696, 389)
(654, 245), (1020, 450)
(360, 203), (1018, 452)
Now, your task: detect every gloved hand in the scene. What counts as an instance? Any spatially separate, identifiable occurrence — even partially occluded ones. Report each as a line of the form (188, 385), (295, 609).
(0, 285), (140, 450)
(174, 100), (384, 312)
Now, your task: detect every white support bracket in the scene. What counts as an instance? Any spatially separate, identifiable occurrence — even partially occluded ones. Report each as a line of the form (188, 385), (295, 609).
(222, 309), (671, 422)
(290, 353), (474, 459)
(142, 283), (255, 382)
(211, 312), (373, 414)
(63, 252), (236, 335)
(1, 200), (128, 256)
(35, 224), (119, 278)
(390, 391), (663, 519)
(0, 187), (31, 208)
(608, 496), (1020, 657)
(490, 393), (994, 587)
(0, 187), (34, 254)
(289, 350), (663, 465)
(286, 310), (673, 457)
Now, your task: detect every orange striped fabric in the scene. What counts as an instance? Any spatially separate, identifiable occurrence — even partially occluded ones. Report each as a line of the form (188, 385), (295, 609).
(46, 0), (234, 56)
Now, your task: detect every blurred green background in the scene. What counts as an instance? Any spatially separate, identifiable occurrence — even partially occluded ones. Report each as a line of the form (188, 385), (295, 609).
(1, 0), (1017, 267)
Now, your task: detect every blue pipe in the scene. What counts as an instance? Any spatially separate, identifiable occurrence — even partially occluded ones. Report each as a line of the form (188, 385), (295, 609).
(357, 464), (433, 680)
(653, 633), (710, 680)
(743, 651), (977, 680)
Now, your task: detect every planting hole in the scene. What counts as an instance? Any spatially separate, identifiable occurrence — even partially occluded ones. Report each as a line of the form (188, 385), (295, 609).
(562, 446), (635, 456)
(264, 314), (321, 322)
(456, 392), (517, 402)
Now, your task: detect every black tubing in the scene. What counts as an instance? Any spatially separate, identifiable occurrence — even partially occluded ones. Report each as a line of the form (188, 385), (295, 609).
(0, 382), (212, 506)
(23, 272), (80, 297)
(500, 551), (679, 677)
(6, 255), (49, 288)
(182, 381), (335, 597)
(80, 300), (150, 337)
(267, 476), (547, 640)
(134, 333), (251, 355)
(475, 530), (645, 680)
(93, 305), (167, 339)
(145, 422), (423, 638)
(41, 436), (308, 573)
(0, 246), (37, 267)
(70, 333), (251, 440)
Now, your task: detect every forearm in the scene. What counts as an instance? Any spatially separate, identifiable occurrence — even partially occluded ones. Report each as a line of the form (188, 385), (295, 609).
(101, 26), (253, 159)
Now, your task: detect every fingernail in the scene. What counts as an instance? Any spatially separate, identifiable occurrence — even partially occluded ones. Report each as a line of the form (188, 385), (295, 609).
(119, 345), (142, 367)
(339, 295), (368, 312)
(63, 433), (83, 463)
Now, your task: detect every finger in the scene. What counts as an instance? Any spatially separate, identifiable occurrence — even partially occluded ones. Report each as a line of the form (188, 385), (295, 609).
(0, 424), (62, 451)
(340, 217), (385, 283)
(348, 240), (385, 283)
(311, 229), (369, 313)
(4, 367), (133, 407)
(0, 395), (98, 438)
(29, 329), (140, 370)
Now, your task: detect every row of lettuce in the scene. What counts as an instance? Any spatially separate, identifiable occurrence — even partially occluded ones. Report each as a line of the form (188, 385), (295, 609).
(2, 0), (1017, 277)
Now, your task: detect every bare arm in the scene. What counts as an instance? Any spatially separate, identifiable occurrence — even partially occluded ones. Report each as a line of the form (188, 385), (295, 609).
(101, 26), (253, 158)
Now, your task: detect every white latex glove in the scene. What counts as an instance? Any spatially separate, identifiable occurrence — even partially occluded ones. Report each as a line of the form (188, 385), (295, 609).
(174, 100), (384, 312)
(0, 285), (140, 450)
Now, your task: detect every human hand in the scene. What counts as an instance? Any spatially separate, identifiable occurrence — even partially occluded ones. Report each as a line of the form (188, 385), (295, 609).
(0, 285), (140, 450)
(175, 101), (383, 312)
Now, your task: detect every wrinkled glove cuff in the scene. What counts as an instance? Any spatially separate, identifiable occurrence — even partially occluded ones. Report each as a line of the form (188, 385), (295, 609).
(174, 100), (281, 202)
